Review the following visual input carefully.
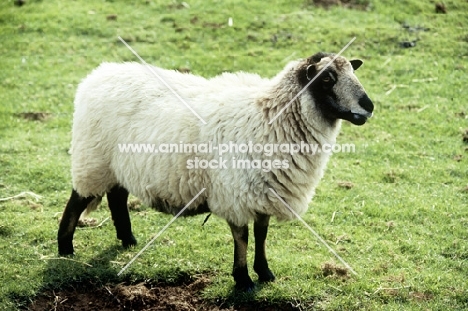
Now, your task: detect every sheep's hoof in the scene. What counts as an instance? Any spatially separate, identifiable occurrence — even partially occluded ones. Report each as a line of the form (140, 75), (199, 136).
(258, 269), (276, 283)
(235, 279), (255, 292)
(254, 264), (276, 283)
(58, 246), (74, 256)
(121, 235), (137, 249)
(232, 266), (255, 292)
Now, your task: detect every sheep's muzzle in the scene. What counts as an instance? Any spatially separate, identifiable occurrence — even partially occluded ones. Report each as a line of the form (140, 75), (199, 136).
(350, 94), (374, 126)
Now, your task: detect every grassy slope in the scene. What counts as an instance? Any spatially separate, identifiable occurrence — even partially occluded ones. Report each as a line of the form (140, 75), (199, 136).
(0, 0), (467, 310)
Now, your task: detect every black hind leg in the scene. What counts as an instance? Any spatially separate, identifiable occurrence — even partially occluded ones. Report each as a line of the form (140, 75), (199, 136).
(107, 185), (137, 248)
(58, 189), (96, 255)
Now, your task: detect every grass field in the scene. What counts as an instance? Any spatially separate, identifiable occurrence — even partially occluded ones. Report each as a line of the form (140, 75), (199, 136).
(1, 0), (467, 310)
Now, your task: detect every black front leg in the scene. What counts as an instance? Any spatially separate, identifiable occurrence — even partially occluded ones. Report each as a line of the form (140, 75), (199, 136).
(228, 221), (254, 291)
(253, 214), (275, 283)
(106, 185), (137, 248)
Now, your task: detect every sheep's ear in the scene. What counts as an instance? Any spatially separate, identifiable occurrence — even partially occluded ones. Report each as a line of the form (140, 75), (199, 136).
(350, 59), (363, 71)
(306, 64), (315, 80)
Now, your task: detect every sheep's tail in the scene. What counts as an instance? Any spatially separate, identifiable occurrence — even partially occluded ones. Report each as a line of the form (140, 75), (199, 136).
(80, 196), (103, 219)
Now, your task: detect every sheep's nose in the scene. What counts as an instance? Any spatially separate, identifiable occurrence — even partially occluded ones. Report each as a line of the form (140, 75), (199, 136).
(359, 94), (374, 113)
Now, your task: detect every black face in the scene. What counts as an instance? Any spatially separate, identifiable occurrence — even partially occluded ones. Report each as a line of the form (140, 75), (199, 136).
(298, 60), (346, 124)
(297, 53), (373, 126)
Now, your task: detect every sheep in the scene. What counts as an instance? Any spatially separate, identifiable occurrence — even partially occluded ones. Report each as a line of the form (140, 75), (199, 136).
(58, 52), (374, 291)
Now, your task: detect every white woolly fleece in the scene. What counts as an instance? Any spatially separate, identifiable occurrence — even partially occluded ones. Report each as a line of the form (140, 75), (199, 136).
(71, 61), (344, 226)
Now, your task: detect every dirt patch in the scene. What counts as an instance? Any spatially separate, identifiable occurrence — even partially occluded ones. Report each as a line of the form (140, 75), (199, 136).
(321, 262), (350, 279)
(453, 154), (463, 162)
(463, 129), (468, 144)
(28, 276), (301, 311)
(435, 3), (447, 14)
(309, 0), (370, 10)
(106, 14), (118, 21)
(28, 277), (218, 311)
(337, 181), (354, 189)
(15, 112), (51, 121)
(410, 291), (433, 302)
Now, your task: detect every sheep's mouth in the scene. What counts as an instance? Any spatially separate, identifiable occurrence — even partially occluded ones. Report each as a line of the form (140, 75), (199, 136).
(347, 111), (373, 126)
(350, 113), (368, 125)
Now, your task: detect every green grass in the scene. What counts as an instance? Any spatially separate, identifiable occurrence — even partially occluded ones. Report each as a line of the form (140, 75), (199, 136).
(1, 0), (468, 309)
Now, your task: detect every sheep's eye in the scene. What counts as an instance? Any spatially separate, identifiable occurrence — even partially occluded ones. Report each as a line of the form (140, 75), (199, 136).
(322, 76), (331, 83)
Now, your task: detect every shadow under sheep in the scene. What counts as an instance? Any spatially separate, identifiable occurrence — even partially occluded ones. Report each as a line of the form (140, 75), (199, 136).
(24, 244), (301, 310)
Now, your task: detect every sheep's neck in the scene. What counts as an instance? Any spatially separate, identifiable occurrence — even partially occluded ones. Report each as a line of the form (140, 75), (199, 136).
(258, 79), (341, 147)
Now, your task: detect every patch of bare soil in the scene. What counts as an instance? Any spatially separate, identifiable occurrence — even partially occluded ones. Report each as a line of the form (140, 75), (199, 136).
(15, 112), (52, 121)
(310, 0), (370, 10)
(28, 276), (300, 311)
(321, 262), (350, 279)
(463, 129), (468, 144)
